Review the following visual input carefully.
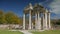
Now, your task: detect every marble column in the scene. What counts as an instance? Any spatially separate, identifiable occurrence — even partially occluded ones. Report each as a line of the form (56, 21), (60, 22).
(45, 12), (48, 30)
(43, 13), (45, 30)
(32, 23), (33, 29)
(23, 13), (25, 30)
(48, 13), (51, 29)
(28, 10), (32, 30)
(35, 13), (38, 30)
(37, 12), (41, 30)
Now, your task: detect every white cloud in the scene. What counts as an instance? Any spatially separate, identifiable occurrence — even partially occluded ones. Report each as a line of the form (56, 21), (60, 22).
(49, 0), (60, 19)
(50, 0), (60, 14)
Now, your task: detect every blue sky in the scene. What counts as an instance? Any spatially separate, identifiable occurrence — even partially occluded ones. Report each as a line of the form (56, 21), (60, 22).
(0, 0), (60, 19)
(50, 0), (60, 19)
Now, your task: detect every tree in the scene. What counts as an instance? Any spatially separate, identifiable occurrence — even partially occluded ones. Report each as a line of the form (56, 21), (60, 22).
(5, 11), (21, 24)
(0, 10), (6, 24)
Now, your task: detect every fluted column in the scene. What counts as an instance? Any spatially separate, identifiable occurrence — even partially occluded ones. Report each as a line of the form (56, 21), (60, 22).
(35, 13), (38, 30)
(23, 13), (25, 30)
(43, 13), (45, 29)
(29, 10), (32, 30)
(48, 13), (51, 29)
(45, 12), (48, 30)
(32, 23), (33, 29)
(37, 12), (41, 30)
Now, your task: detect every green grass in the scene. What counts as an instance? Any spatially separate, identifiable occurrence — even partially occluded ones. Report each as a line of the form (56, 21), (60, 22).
(31, 30), (60, 34)
(0, 29), (60, 34)
(0, 29), (23, 34)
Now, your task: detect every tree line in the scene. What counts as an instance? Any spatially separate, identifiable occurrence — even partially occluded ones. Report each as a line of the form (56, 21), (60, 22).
(0, 10), (22, 24)
(51, 19), (60, 27)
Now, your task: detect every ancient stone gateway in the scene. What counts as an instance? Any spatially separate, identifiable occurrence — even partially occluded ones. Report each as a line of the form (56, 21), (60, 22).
(23, 3), (51, 30)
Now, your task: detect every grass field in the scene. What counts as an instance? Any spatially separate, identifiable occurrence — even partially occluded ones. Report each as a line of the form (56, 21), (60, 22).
(31, 30), (60, 34)
(0, 29), (23, 34)
(0, 29), (60, 34)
